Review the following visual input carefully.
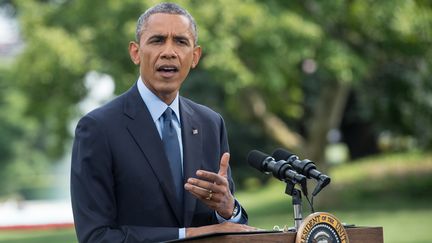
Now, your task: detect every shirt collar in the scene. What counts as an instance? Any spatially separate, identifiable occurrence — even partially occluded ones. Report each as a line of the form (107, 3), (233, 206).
(137, 77), (181, 123)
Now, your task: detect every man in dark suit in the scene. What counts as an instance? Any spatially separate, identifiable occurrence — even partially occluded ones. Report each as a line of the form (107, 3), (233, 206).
(71, 2), (255, 242)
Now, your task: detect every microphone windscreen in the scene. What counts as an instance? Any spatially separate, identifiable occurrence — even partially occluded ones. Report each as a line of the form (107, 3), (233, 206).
(272, 148), (294, 161)
(247, 150), (269, 172)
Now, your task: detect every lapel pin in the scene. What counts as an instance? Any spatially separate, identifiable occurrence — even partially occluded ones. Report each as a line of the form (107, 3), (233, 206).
(192, 129), (198, 135)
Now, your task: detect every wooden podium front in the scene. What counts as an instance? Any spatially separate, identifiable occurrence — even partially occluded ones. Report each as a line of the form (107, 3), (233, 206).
(177, 227), (383, 243)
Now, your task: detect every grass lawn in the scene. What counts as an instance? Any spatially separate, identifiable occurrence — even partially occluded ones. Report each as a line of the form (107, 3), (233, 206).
(0, 228), (76, 243)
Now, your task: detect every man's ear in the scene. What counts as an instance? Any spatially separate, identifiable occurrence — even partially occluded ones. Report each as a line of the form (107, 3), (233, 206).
(128, 41), (140, 65)
(191, 45), (202, 68)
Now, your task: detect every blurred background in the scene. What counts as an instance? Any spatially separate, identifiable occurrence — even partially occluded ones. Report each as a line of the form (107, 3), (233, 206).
(0, 0), (431, 242)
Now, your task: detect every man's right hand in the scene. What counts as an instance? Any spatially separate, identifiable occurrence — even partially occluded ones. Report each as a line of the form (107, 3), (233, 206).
(186, 222), (259, 237)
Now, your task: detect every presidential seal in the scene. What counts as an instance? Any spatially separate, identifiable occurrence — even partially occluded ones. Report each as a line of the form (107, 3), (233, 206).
(295, 212), (349, 243)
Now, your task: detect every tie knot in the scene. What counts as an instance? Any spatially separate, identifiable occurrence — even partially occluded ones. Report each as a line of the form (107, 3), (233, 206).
(163, 107), (174, 121)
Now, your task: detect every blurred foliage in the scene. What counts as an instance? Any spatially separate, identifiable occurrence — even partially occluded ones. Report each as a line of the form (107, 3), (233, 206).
(0, 0), (432, 196)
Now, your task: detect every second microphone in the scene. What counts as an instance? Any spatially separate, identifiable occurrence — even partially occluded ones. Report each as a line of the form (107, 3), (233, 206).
(247, 150), (307, 186)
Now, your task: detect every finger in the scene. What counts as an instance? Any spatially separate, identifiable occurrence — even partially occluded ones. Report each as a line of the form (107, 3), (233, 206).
(184, 182), (209, 197)
(190, 190), (220, 205)
(185, 183), (221, 202)
(186, 187), (220, 205)
(187, 189), (208, 201)
(186, 178), (221, 193)
(218, 153), (230, 178)
(196, 170), (227, 186)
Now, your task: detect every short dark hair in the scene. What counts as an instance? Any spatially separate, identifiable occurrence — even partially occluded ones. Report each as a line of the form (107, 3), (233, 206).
(135, 2), (198, 45)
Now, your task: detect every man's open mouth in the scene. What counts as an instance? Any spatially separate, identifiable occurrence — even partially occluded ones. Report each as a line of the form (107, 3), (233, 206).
(157, 65), (179, 73)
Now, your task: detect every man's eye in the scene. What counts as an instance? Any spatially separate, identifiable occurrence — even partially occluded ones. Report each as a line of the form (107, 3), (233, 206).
(176, 39), (189, 45)
(150, 38), (164, 43)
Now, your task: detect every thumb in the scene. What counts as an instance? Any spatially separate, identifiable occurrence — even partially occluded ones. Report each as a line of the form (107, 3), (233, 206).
(218, 153), (230, 178)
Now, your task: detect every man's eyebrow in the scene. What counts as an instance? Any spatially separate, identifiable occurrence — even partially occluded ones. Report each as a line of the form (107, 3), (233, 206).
(144, 33), (193, 45)
(147, 34), (166, 40)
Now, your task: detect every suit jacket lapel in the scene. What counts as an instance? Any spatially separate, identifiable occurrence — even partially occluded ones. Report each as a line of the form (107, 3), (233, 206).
(123, 85), (183, 225)
(180, 97), (203, 226)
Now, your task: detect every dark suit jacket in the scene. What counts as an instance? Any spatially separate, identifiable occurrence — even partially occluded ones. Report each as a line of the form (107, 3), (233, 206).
(71, 84), (247, 243)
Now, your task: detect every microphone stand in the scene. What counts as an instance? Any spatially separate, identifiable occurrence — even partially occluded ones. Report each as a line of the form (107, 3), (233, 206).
(285, 181), (302, 231)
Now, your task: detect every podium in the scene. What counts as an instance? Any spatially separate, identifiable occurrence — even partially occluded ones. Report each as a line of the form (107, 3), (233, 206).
(178, 227), (383, 243)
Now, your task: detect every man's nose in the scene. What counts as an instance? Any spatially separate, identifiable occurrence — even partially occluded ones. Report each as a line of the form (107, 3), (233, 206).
(160, 42), (177, 59)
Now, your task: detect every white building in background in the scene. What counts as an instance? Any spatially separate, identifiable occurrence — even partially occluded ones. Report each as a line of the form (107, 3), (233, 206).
(0, 6), (22, 62)
(0, 200), (74, 229)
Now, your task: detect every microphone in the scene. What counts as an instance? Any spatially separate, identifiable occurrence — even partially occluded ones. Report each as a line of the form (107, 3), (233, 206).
(247, 150), (307, 192)
(272, 148), (331, 196)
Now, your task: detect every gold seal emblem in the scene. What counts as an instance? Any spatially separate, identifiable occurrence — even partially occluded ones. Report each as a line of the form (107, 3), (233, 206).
(296, 212), (349, 243)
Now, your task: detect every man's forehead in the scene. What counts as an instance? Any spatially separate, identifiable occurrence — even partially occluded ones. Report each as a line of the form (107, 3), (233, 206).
(143, 13), (193, 35)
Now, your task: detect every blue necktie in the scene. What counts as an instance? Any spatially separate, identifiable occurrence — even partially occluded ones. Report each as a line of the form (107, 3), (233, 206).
(162, 107), (183, 207)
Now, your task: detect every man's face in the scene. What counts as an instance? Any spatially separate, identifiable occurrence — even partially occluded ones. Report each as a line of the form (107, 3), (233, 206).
(129, 13), (201, 104)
